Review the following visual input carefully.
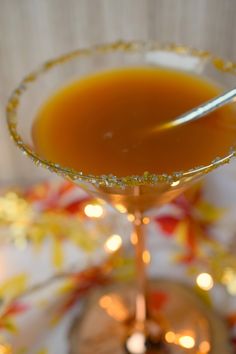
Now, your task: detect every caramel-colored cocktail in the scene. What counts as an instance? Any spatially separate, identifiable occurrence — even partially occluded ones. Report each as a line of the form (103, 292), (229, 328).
(33, 67), (235, 177)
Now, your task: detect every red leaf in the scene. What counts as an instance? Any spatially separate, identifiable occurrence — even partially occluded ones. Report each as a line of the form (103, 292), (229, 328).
(57, 266), (110, 317)
(227, 313), (236, 327)
(25, 181), (50, 202)
(64, 197), (91, 214)
(155, 216), (180, 235)
(3, 301), (28, 317)
(148, 291), (168, 311)
(178, 252), (196, 264)
(57, 181), (75, 196)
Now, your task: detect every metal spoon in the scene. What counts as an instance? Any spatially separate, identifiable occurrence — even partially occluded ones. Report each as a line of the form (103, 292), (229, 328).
(152, 87), (236, 133)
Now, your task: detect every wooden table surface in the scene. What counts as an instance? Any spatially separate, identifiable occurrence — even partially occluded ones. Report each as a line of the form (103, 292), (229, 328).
(0, 0), (236, 185)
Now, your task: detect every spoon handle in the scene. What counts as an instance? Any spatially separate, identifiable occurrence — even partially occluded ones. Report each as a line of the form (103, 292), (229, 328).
(155, 87), (236, 132)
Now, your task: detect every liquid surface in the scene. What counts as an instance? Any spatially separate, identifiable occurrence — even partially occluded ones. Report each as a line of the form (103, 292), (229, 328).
(32, 67), (236, 177)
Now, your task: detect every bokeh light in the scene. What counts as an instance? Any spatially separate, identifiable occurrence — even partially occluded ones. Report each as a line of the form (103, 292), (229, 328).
(127, 214), (135, 222)
(130, 232), (138, 245)
(115, 203), (127, 213)
(84, 204), (104, 218)
(196, 273), (214, 291)
(165, 331), (176, 343)
(178, 335), (195, 349)
(199, 340), (211, 353)
(142, 250), (151, 264)
(142, 217), (150, 224)
(126, 332), (146, 354)
(104, 234), (122, 252)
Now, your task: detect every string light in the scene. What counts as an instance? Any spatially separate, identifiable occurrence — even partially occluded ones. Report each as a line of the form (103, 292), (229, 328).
(142, 217), (150, 224)
(84, 204), (104, 218)
(99, 295), (111, 308)
(178, 335), (195, 349)
(99, 294), (128, 321)
(165, 331), (195, 349)
(104, 234), (122, 252)
(127, 214), (135, 222)
(199, 340), (211, 353)
(142, 250), (151, 264)
(165, 331), (176, 343)
(126, 332), (146, 354)
(196, 273), (214, 291)
(130, 232), (138, 245)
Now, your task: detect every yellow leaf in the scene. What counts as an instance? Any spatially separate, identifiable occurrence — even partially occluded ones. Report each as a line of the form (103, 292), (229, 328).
(0, 274), (27, 300)
(2, 319), (17, 333)
(49, 315), (60, 327)
(30, 226), (45, 250)
(57, 280), (75, 295)
(197, 201), (224, 223)
(16, 348), (27, 354)
(175, 221), (187, 244)
(52, 237), (63, 269)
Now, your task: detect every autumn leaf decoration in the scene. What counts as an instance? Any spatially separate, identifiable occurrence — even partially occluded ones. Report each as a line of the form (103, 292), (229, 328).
(155, 183), (223, 263)
(0, 275), (29, 333)
(51, 261), (112, 323)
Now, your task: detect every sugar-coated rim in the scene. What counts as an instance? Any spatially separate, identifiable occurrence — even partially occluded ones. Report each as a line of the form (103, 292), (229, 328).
(6, 40), (236, 188)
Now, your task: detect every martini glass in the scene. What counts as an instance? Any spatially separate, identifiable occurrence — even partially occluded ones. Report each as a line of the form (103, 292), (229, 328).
(6, 41), (236, 354)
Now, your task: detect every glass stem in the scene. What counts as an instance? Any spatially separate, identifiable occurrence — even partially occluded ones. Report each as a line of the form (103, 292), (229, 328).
(133, 209), (147, 331)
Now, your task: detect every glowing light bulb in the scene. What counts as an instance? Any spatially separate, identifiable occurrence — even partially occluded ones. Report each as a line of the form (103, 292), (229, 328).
(130, 232), (138, 245)
(165, 331), (176, 343)
(126, 332), (146, 354)
(104, 234), (122, 252)
(196, 273), (214, 291)
(142, 217), (150, 224)
(99, 294), (128, 321)
(127, 214), (135, 222)
(178, 335), (195, 349)
(99, 295), (112, 308)
(199, 340), (211, 353)
(84, 204), (104, 217)
(142, 250), (151, 264)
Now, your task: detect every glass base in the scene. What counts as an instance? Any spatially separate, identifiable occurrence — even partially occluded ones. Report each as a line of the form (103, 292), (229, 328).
(69, 280), (232, 354)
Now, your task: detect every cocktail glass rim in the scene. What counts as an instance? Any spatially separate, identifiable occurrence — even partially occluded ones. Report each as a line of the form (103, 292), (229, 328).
(6, 40), (236, 188)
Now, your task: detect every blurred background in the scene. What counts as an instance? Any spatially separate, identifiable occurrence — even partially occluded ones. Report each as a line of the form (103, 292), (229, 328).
(1, 0), (236, 185)
(1, 2), (236, 351)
